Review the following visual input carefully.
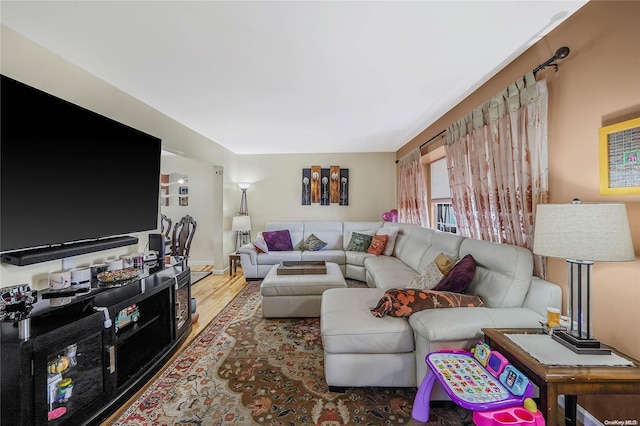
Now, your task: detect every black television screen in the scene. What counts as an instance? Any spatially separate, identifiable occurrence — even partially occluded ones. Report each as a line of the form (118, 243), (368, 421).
(0, 75), (162, 254)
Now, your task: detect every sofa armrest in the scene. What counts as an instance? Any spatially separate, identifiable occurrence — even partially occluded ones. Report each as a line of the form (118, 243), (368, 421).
(238, 243), (258, 264)
(522, 277), (562, 317)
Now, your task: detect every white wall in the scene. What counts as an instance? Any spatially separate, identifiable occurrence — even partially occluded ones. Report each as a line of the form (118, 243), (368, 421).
(237, 153), (397, 234)
(161, 155), (215, 265)
(0, 25), (400, 289)
(0, 25), (237, 287)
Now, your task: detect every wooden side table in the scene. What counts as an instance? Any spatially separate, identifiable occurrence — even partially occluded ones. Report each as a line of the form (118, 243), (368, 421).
(482, 328), (640, 426)
(229, 252), (241, 276)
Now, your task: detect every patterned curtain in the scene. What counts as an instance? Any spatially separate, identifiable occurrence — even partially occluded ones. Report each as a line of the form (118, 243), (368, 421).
(398, 148), (429, 226)
(445, 73), (548, 277)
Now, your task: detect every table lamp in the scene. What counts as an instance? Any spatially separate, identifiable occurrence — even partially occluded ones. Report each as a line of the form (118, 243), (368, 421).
(533, 199), (635, 354)
(232, 215), (252, 252)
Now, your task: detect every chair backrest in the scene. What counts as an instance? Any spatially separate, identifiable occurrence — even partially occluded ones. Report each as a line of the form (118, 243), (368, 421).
(161, 214), (172, 237)
(171, 215), (197, 259)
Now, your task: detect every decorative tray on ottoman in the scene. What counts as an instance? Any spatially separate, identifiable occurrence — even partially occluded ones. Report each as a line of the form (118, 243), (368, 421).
(277, 261), (327, 275)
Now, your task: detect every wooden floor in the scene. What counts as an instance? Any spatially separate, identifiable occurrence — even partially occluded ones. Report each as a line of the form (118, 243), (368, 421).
(102, 265), (248, 424)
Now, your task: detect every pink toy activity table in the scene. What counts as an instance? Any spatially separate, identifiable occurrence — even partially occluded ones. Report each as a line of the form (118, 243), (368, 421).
(412, 343), (536, 423)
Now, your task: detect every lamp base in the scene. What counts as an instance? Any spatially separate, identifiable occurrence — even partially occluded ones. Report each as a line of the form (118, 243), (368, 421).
(552, 330), (611, 355)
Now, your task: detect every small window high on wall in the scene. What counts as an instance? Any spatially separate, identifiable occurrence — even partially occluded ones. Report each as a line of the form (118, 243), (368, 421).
(430, 158), (457, 234)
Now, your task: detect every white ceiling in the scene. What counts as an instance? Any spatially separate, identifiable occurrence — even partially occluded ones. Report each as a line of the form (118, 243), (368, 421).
(1, 1), (587, 154)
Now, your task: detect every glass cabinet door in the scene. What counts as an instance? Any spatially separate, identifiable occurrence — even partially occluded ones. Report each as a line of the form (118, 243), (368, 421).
(34, 322), (106, 425)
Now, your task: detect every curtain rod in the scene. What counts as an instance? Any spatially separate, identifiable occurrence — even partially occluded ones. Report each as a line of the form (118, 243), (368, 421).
(532, 46), (570, 75)
(395, 129), (446, 164)
(395, 46), (570, 165)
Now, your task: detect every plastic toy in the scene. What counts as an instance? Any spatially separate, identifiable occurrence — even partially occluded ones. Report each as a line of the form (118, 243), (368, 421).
(412, 342), (534, 422)
(115, 304), (140, 332)
(473, 398), (545, 426)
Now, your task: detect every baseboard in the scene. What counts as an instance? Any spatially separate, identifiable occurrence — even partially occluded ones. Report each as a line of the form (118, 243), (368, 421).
(558, 395), (604, 426)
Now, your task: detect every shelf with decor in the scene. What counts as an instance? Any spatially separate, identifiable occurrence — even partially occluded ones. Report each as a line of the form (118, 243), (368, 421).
(160, 173), (188, 207)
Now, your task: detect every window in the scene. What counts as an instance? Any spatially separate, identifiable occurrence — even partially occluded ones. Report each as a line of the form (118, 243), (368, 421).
(434, 202), (457, 233)
(428, 157), (457, 233)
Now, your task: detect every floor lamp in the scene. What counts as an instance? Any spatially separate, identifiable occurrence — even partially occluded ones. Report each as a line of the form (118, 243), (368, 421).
(233, 183), (252, 252)
(533, 200), (635, 354)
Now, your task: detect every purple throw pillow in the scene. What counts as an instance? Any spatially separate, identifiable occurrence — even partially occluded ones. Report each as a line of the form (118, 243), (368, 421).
(262, 229), (294, 251)
(433, 254), (477, 293)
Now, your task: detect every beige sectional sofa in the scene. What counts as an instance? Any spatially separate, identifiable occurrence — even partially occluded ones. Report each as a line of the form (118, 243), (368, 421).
(237, 221), (385, 280)
(238, 221), (562, 395)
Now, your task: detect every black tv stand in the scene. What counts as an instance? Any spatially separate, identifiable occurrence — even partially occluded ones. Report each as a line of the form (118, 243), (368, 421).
(1, 236), (139, 266)
(1, 265), (191, 426)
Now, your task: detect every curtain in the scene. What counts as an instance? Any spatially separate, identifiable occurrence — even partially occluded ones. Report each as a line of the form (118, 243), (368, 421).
(445, 73), (548, 277)
(398, 148), (429, 226)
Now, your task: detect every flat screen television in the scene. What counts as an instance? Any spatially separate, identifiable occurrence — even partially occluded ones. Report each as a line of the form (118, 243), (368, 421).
(0, 75), (162, 259)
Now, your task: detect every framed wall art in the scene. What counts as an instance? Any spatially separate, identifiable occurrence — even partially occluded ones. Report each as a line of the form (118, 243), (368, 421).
(301, 166), (349, 205)
(599, 117), (640, 195)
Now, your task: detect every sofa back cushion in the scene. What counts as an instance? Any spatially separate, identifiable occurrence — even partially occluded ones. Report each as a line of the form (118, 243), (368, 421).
(461, 238), (533, 308)
(415, 231), (465, 272)
(303, 221), (343, 250)
(389, 223), (433, 271)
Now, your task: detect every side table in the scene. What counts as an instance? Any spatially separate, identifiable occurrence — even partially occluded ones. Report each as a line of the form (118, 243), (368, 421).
(229, 252), (241, 276)
(482, 328), (640, 426)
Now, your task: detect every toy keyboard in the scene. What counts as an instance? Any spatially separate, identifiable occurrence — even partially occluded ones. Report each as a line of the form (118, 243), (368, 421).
(427, 352), (512, 404)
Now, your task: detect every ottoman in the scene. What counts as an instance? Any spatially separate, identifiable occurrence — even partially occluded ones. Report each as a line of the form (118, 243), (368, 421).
(321, 287), (416, 389)
(261, 262), (347, 318)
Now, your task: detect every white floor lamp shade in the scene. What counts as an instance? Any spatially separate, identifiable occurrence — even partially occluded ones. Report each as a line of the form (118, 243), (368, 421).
(533, 200), (635, 354)
(232, 215), (252, 252)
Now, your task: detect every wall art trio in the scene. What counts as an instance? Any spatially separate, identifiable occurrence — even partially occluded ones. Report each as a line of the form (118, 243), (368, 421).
(301, 166), (348, 206)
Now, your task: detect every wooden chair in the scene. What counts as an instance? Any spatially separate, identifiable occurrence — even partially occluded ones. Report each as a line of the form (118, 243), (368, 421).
(170, 215), (197, 266)
(161, 214), (172, 237)
(161, 214), (172, 247)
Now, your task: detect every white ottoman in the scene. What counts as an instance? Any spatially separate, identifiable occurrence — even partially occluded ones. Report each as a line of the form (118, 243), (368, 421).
(261, 262), (347, 318)
(321, 287), (416, 389)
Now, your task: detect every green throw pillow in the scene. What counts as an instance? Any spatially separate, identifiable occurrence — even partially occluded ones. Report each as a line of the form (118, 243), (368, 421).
(346, 232), (373, 252)
(299, 234), (328, 251)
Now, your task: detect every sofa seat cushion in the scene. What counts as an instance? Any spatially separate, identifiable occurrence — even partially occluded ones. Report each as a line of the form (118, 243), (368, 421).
(409, 307), (545, 343)
(345, 250), (376, 267)
(321, 288), (414, 354)
(364, 255), (417, 289)
(256, 251), (302, 265)
(301, 249), (345, 264)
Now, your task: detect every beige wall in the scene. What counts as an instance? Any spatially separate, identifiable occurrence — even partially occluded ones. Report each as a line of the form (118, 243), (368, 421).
(237, 152), (397, 233)
(397, 1), (640, 420)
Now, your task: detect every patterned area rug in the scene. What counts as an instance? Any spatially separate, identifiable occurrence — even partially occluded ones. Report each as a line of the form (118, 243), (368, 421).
(111, 280), (473, 425)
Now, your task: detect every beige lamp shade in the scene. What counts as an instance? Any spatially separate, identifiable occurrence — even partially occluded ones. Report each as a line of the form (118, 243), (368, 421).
(533, 202), (635, 262)
(232, 215), (252, 232)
